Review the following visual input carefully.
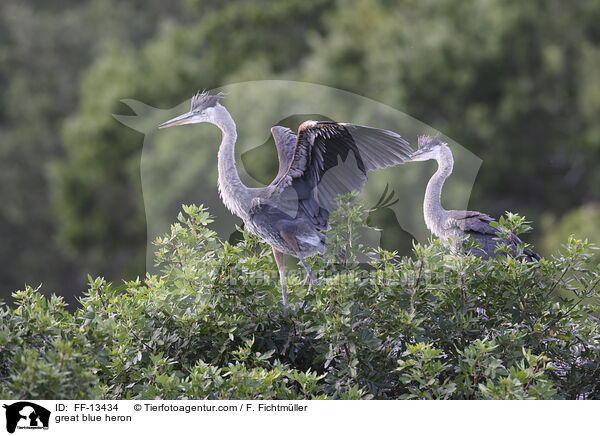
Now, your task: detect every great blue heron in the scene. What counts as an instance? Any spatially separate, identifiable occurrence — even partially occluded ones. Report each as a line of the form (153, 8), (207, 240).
(159, 91), (413, 306)
(409, 134), (540, 261)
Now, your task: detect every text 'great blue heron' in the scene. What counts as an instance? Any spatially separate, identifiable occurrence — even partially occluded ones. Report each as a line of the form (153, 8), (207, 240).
(408, 135), (540, 261)
(159, 91), (413, 307)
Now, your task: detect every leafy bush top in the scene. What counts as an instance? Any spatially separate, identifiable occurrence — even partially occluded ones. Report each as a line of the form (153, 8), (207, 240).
(1, 202), (599, 399)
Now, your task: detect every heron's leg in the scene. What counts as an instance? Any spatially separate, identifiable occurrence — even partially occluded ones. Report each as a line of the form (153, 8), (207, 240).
(272, 247), (289, 307)
(279, 229), (315, 309)
(298, 256), (316, 309)
(300, 270), (310, 286)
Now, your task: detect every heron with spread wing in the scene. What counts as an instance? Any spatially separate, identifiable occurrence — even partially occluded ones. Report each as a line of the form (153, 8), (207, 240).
(159, 91), (413, 306)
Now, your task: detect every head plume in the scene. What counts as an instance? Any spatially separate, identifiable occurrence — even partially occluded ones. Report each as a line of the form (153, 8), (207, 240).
(191, 90), (224, 112)
(417, 133), (444, 149)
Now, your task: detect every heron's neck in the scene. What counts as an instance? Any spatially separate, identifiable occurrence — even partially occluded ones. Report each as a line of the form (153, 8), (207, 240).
(213, 106), (252, 219)
(424, 146), (453, 237)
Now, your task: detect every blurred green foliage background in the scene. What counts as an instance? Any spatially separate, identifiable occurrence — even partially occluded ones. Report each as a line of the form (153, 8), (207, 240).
(1, 0), (599, 304)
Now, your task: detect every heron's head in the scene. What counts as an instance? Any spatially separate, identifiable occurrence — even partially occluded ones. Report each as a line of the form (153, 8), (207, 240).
(408, 134), (447, 162)
(159, 90), (224, 129)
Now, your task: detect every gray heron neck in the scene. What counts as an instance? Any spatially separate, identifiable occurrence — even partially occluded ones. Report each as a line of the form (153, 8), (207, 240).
(214, 106), (252, 219)
(423, 146), (453, 237)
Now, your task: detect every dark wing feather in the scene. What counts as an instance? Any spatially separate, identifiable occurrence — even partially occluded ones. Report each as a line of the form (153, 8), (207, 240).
(448, 210), (496, 235)
(446, 210), (500, 258)
(274, 121), (412, 228)
(447, 210), (540, 260)
(342, 124), (414, 171)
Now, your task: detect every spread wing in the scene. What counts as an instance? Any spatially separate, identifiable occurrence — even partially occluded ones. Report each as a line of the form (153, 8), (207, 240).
(271, 121), (413, 229)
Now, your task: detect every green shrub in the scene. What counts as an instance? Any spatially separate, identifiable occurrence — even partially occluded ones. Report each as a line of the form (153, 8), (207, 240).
(1, 202), (599, 399)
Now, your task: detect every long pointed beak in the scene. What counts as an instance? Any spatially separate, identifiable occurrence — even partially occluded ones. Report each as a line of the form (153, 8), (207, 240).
(158, 111), (194, 129)
(406, 148), (426, 161)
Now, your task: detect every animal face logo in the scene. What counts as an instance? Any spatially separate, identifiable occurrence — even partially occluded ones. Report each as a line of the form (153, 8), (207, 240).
(3, 402), (50, 433)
